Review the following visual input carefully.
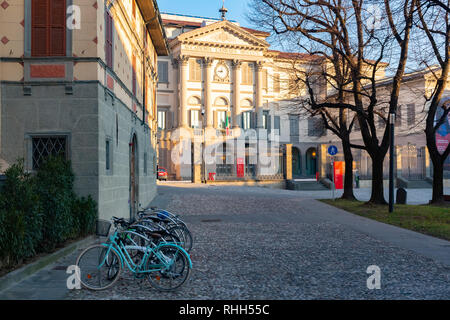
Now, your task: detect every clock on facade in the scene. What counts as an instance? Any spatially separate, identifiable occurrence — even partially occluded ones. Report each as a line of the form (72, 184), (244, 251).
(214, 62), (229, 82)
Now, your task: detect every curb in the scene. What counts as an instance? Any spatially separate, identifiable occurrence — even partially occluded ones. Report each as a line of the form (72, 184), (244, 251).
(0, 235), (96, 293)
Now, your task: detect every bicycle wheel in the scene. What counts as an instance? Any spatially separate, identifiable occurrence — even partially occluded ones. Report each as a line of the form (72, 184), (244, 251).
(146, 245), (191, 291)
(76, 244), (122, 290)
(168, 224), (193, 253)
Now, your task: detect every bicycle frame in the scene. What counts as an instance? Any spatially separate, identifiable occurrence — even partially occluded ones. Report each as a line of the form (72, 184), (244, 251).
(99, 230), (192, 276)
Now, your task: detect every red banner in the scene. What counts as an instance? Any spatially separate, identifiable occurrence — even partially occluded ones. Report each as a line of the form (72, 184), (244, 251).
(334, 161), (344, 190)
(237, 158), (244, 178)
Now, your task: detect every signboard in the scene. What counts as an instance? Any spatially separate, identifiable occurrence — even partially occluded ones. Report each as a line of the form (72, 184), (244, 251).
(435, 100), (450, 155)
(328, 145), (338, 156)
(237, 158), (245, 178)
(334, 161), (344, 190)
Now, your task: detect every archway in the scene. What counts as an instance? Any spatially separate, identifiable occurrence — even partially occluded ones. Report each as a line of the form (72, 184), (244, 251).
(292, 147), (301, 177)
(129, 133), (139, 221)
(305, 147), (317, 176)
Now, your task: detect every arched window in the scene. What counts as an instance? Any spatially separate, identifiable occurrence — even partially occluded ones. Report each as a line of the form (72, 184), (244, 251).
(214, 97), (229, 107)
(240, 99), (253, 109)
(188, 96), (202, 106)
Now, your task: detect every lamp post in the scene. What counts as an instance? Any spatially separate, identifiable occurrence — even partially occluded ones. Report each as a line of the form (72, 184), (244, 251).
(389, 112), (396, 213)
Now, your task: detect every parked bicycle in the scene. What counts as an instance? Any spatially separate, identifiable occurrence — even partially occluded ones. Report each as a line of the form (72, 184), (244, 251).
(75, 216), (192, 291)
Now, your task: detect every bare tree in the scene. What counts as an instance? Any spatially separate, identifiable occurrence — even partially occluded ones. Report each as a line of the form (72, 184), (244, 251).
(281, 48), (362, 200)
(415, 0), (450, 203)
(250, 0), (417, 204)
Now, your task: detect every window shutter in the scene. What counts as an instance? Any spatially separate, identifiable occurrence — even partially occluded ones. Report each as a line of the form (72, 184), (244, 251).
(274, 116), (280, 130)
(267, 115), (272, 133)
(105, 10), (113, 68)
(49, 0), (66, 55)
(166, 111), (172, 129)
(31, 0), (48, 56)
(250, 112), (256, 129)
(132, 54), (136, 96)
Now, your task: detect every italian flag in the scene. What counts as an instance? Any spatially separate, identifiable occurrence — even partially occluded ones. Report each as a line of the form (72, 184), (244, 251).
(225, 113), (230, 136)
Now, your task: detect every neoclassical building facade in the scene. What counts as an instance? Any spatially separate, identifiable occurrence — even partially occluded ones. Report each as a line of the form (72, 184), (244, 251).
(157, 12), (329, 182)
(156, 12), (449, 187)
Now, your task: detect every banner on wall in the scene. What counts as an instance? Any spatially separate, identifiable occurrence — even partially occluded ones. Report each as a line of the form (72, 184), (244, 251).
(435, 97), (450, 171)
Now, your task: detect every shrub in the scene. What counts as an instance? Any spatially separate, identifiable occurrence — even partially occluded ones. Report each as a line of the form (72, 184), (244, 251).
(72, 195), (97, 237)
(0, 160), (42, 265)
(34, 156), (77, 251)
(0, 156), (98, 269)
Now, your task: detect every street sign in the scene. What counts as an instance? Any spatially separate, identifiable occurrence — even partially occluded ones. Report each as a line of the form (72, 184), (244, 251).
(328, 145), (338, 156)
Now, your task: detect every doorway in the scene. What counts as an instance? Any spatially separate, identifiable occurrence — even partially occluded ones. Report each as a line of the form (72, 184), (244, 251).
(305, 147), (317, 176)
(292, 147), (301, 176)
(130, 134), (139, 221)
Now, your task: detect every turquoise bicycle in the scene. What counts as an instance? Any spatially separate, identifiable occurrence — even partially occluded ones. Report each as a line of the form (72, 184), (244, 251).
(75, 218), (192, 291)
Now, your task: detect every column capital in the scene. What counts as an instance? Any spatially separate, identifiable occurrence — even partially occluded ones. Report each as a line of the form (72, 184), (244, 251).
(178, 55), (190, 66)
(171, 58), (179, 68)
(231, 59), (242, 69)
(255, 61), (265, 71)
(202, 57), (214, 67)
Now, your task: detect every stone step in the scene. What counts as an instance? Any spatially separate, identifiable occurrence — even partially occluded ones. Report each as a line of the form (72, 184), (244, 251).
(287, 180), (329, 191)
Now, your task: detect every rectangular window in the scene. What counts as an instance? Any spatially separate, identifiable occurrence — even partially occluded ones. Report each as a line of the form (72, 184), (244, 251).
(31, 0), (66, 56)
(274, 74), (280, 93)
(289, 78), (297, 95)
(144, 152), (148, 175)
(407, 103), (415, 126)
(32, 135), (67, 170)
(308, 118), (325, 137)
(105, 140), (110, 171)
(157, 110), (166, 130)
(242, 111), (251, 130)
(396, 105), (402, 127)
(262, 111), (269, 129)
(158, 61), (169, 83)
(189, 59), (202, 81)
(105, 10), (113, 69)
(263, 69), (268, 90)
(274, 115), (281, 133)
(217, 111), (227, 129)
(241, 63), (253, 85)
(289, 115), (299, 138)
(190, 110), (200, 128)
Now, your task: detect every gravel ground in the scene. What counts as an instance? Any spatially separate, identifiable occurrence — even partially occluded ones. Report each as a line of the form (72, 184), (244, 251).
(67, 185), (450, 300)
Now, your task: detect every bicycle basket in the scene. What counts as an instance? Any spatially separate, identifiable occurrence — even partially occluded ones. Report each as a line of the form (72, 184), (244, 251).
(96, 219), (111, 237)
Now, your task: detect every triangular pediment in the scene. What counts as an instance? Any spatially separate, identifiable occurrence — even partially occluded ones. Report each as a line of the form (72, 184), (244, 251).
(176, 20), (269, 49)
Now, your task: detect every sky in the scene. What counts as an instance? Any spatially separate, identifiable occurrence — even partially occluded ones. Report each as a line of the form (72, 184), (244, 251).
(156, 0), (253, 27)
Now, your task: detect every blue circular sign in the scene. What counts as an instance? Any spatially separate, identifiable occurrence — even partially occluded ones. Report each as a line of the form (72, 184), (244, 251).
(328, 145), (338, 156)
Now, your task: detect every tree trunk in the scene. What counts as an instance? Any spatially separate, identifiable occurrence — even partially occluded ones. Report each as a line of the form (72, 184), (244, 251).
(431, 158), (444, 204)
(369, 155), (387, 204)
(341, 139), (356, 200)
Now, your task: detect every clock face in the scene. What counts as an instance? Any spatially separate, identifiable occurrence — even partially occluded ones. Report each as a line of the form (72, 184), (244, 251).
(215, 64), (229, 79)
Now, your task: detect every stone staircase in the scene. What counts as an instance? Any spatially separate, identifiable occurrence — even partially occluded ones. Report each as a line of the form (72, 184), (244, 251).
(396, 177), (432, 189)
(287, 179), (329, 191)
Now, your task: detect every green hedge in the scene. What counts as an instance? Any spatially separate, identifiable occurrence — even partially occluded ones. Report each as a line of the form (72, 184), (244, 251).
(0, 157), (97, 268)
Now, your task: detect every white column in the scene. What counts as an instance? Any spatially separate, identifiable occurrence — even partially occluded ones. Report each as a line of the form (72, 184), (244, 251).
(203, 57), (214, 128)
(255, 61), (264, 128)
(179, 55), (189, 128)
(232, 59), (242, 128)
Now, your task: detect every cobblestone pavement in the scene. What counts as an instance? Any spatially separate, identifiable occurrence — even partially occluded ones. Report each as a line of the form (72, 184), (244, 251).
(64, 184), (450, 300)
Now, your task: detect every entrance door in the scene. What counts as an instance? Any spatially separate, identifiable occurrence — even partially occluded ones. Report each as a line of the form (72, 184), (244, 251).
(292, 147), (301, 176)
(305, 148), (317, 176)
(130, 134), (139, 220)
